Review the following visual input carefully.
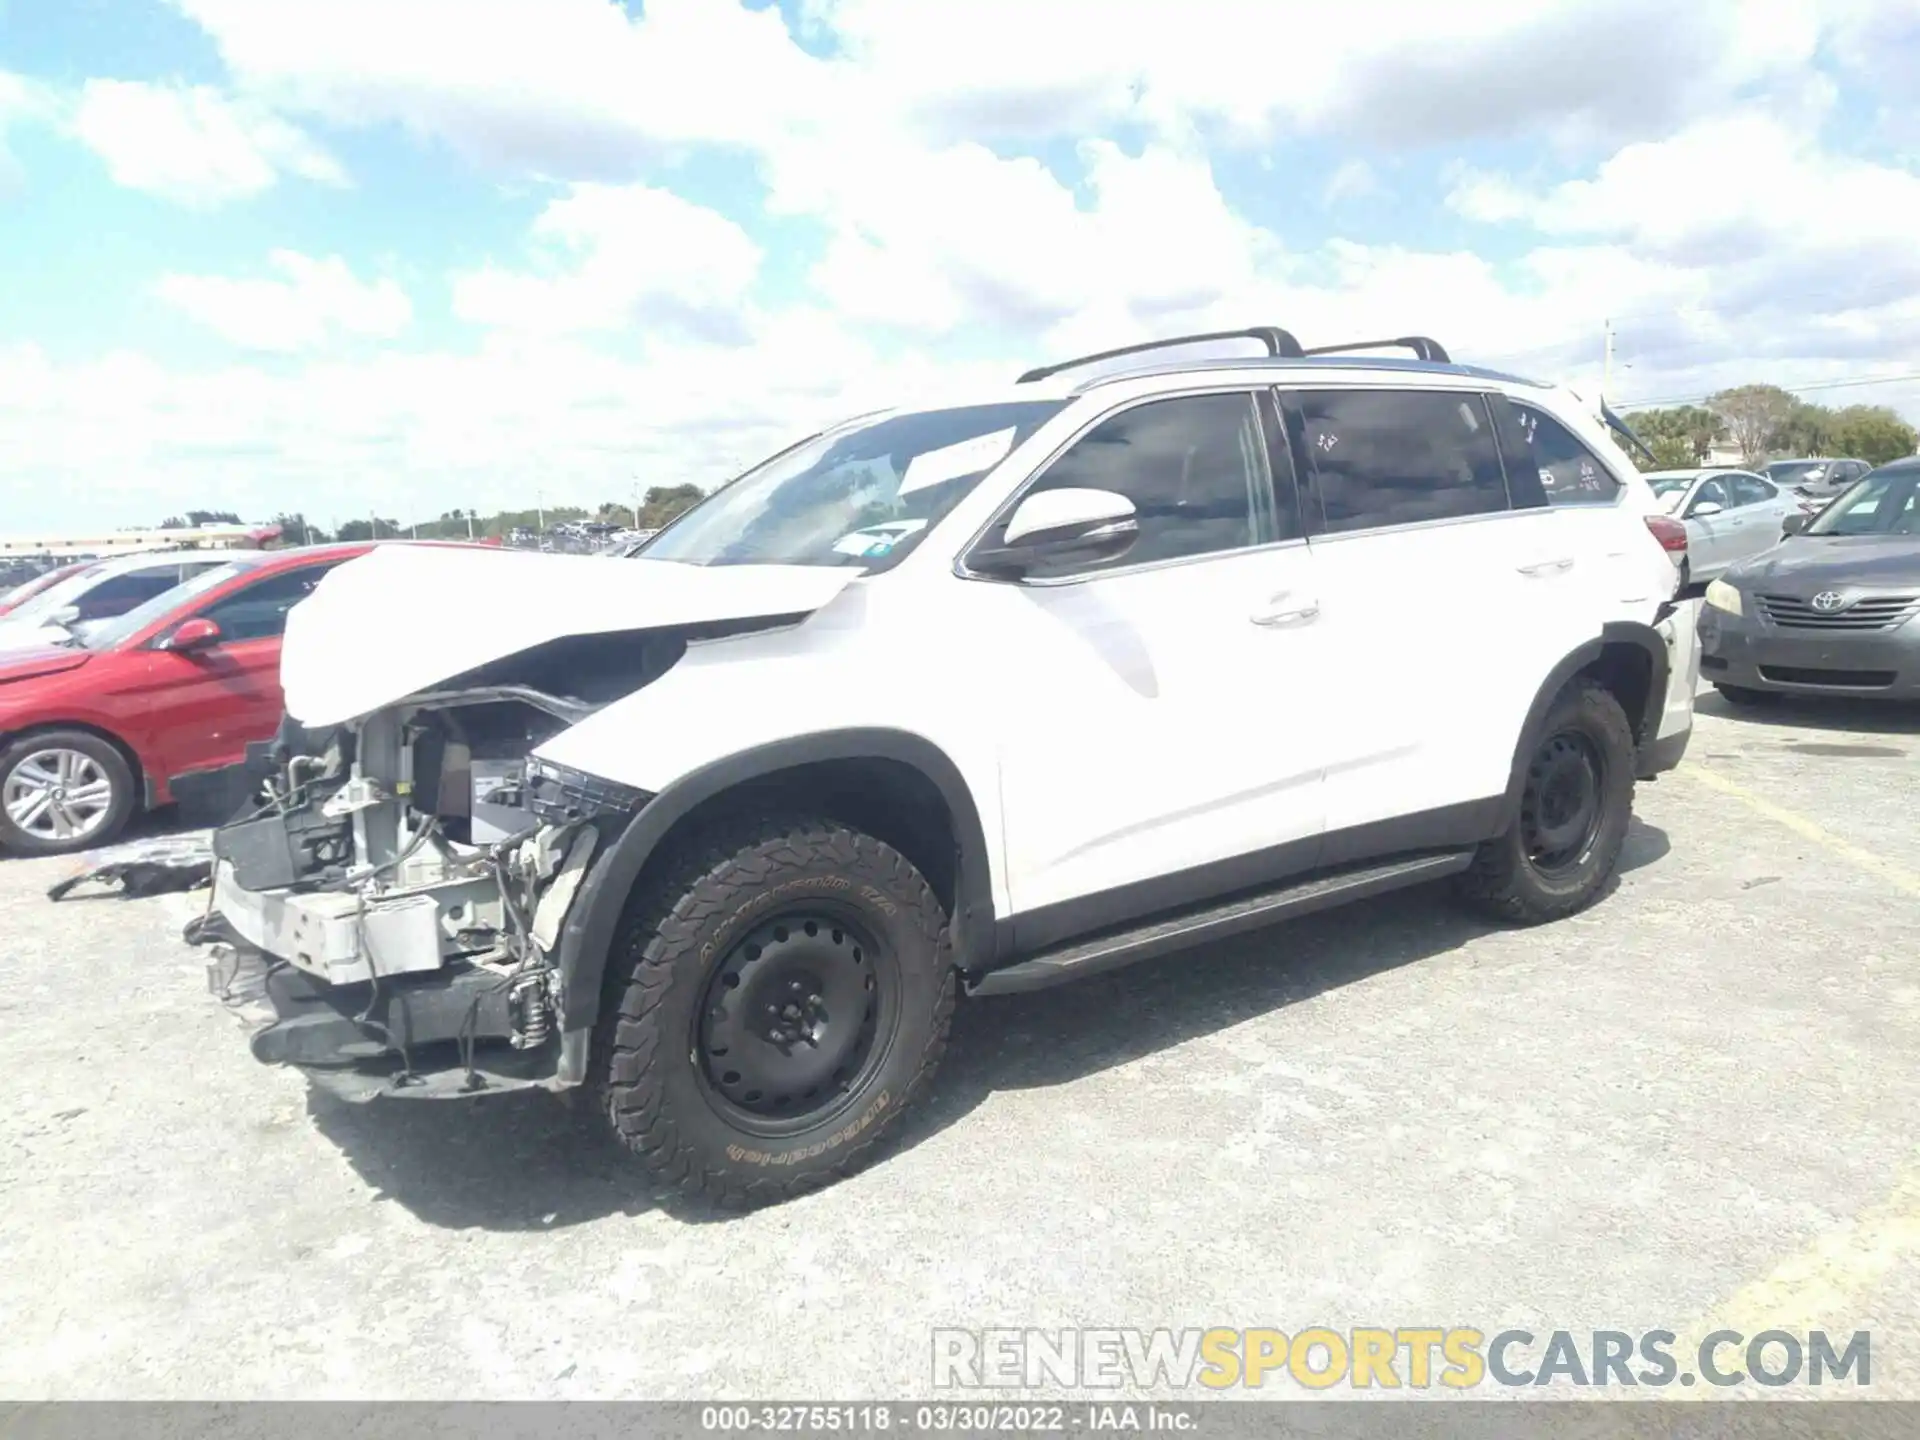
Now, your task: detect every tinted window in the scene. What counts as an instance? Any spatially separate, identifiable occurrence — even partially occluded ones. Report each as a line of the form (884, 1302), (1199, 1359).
(1012, 392), (1278, 576)
(1292, 389), (1509, 533)
(1730, 474), (1775, 507)
(1691, 476), (1732, 513)
(1503, 403), (1623, 507)
(71, 568), (182, 620)
(201, 563), (343, 641)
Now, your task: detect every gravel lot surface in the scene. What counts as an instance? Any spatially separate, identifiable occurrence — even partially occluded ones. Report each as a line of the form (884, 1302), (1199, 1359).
(4, 677), (1918, 1402)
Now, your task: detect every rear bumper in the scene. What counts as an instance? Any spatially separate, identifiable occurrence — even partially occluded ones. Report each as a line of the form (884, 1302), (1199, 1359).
(1698, 606), (1920, 698)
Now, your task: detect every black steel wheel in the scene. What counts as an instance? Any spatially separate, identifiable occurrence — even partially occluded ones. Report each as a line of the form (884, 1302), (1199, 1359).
(694, 909), (898, 1134)
(1519, 730), (1606, 878)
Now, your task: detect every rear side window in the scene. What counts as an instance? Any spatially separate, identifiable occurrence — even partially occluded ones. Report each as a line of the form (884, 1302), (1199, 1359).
(1500, 401), (1624, 507)
(1289, 389), (1509, 534)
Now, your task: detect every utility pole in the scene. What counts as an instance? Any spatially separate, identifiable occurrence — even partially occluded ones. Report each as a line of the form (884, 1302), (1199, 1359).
(631, 477), (642, 529)
(1602, 317), (1615, 405)
(465, 508), (475, 540)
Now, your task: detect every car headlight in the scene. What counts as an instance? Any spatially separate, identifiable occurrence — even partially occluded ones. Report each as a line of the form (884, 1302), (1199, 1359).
(1704, 578), (1743, 617)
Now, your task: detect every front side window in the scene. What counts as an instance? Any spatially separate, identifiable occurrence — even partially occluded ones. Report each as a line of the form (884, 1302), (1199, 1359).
(1804, 469), (1920, 536)
(1730, 474), (1775, 507)
(1504, 402), (1624, 508)
(1690, 476), (1733, 514)
(81, 561), (258, 649)
(992, 392), (1279, 579)
(200, 562), (345, 641)
(1292, 389), (1509, 533)
(641, 401), (1068, 571)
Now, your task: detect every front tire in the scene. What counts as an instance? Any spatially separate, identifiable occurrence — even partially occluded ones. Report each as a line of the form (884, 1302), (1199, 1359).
(1457, 681), (1635, 925)
(0, 729), (136, 857)
(595, 813), (954, 1208)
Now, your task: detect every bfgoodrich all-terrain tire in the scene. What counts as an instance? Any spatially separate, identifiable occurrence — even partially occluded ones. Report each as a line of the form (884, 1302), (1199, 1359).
(595, 813), (955, 1208)
(1456, 681), (1636, 925)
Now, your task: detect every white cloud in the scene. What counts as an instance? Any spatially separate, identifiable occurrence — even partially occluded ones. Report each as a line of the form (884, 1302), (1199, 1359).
(451, 183), (761, 338)
(72, 79), (345, 204)
(1322, 160), (1380, 206)
(0, 69), (55, 194)
(155, 252), (410, 351)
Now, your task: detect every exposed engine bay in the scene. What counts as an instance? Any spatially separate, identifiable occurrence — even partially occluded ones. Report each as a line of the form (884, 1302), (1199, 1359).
(198, 630), (689, 1094)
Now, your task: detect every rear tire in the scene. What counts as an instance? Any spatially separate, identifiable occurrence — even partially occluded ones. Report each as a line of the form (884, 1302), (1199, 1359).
(1713, 683), (1772, 706)
(594, 813), (954, 1208)
(0, 729), (136, 857)
(1457, 681), (1635, 925)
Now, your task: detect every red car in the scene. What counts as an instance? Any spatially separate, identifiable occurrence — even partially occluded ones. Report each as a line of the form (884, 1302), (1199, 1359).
(0, 542), (376, 856)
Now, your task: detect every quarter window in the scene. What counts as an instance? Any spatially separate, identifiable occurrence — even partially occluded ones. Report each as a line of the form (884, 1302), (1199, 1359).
(1291, 389), (1510, 533)
(1503, 402), (1624, 507)
(1009, 392), (1280, 577)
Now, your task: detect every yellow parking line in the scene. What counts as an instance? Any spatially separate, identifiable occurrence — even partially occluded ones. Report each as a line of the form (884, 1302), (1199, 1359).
(1679, 765), (1920, 899)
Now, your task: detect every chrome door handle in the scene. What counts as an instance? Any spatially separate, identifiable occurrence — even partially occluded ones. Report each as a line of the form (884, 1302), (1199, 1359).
(1250, 599), (1320, 627)
(1518, 557), (1575, 576)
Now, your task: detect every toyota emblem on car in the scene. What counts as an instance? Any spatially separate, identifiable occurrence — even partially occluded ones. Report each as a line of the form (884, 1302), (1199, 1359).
(1810, 591), (1847, 611)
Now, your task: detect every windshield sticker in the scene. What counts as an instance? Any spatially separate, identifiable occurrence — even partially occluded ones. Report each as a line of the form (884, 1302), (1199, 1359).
(898, 428), (1017, 497)
(831, 518), (928, 559)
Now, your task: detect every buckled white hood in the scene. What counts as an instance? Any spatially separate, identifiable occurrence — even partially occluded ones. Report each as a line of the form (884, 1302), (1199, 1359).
(280, 545), (859, 726)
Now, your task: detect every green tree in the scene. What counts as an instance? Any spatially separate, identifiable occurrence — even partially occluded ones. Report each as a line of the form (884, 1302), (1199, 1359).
(1709, 384), (1797, 465)
(335, 517), (402, 542)
(1827, 405), (1919, 467)
(636, 484), (703, 529)
(1618, 405), (1726, 470)
(269, 512), (329, 546)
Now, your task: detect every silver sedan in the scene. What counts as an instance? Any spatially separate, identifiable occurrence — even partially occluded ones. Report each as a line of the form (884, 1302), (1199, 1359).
(1643, 468), (1804, 585)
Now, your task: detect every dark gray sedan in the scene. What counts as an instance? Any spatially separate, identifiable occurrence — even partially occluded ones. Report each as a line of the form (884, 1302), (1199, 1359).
(1699, 458), (1920, 703)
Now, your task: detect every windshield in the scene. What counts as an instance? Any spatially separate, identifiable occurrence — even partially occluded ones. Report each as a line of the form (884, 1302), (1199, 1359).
(80, 560), (253, 649)
(2, 561), (111, 624)
(1767, 461), (1828, 485)
(1802, 470), (1920, 537)
(641, 401), (1070, 569)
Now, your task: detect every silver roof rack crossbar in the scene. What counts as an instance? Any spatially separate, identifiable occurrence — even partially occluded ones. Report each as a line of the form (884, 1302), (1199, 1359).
(1301, 335), (1452, 364)
(1016, 326), (1306, 384)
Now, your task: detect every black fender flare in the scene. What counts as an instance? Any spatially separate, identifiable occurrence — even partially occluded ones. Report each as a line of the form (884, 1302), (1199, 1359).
(552, 727), (996, 1043)
(1501, 621), (1670, 815)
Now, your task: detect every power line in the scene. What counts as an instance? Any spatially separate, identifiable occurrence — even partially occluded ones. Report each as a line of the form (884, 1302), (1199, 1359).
(1617, 370), (1920, 411)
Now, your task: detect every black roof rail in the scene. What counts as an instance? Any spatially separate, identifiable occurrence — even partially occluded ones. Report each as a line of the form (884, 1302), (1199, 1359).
(1017, 326), (1305, 384)
(1301, 335), (1451, 364)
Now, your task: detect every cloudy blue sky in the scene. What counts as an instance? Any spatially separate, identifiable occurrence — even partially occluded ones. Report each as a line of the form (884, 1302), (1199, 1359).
(2, 0), (1918, 533)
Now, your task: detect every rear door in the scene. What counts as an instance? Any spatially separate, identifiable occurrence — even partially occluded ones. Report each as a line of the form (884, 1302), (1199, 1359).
(1280, 385), (1586, 835)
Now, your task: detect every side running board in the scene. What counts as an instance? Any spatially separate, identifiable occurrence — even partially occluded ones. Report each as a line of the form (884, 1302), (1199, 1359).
(969, 851), (1475, 997)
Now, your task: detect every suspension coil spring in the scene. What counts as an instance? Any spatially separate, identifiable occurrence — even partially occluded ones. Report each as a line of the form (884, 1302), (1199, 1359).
(509, 974), (552, 1050)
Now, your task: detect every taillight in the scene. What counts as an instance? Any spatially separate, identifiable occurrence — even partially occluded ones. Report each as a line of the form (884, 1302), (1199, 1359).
(1643, 514), (1688, 554)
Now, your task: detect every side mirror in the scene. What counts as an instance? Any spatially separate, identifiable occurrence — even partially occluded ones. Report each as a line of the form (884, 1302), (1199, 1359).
(1690, 500), (1724, 518)
(969, 488), (1139, 578)
(51, 604), (81, 626)
(1781, 513), (1810, 536)
(159, 617), (222, 653)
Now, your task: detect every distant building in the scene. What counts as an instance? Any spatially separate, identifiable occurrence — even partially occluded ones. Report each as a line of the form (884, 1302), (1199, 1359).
(0, 523), (281, 558)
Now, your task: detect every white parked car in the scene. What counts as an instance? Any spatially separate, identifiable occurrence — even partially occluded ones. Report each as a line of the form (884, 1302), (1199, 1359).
(196, 325), (1698, 1207)
(1643, 468), (1803, 586)
(0, 550), (233, 652)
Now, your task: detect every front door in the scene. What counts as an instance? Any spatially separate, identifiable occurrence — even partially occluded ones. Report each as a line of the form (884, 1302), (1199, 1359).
(975, 390), (1332, 940)
(139, 561), (345, 785)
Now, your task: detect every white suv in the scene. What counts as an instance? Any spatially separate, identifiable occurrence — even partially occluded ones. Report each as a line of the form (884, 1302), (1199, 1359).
(197, 327), (1697, 1207)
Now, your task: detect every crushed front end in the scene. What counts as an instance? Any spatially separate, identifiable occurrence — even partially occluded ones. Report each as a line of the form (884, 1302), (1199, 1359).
(195, 691), (645, 1100)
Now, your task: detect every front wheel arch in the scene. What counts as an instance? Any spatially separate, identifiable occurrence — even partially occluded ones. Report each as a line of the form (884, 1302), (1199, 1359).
(554, 729), (995, 1051)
